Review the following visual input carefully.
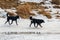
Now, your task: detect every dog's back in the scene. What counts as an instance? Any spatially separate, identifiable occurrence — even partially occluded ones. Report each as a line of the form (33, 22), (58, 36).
(30, 16), (45, 23)
(6, 13), (19, 20)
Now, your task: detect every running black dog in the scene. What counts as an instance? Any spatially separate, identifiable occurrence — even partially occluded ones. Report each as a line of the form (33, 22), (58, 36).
(29, 16), (45, 28)
(5, 13), (19, 25)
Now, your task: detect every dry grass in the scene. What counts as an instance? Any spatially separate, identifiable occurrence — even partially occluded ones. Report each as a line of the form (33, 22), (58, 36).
(55, 12), (60, 19)
(53, 5), (60, 8)
(38, 9), (52, 19)
(52, 0), (60, 5)
(56, 15), (60, 19)
(17, 3), (35, 18)
(5, 9), (17, 16)
(7, 12), (17, 16)
(0, 0), (18, 9)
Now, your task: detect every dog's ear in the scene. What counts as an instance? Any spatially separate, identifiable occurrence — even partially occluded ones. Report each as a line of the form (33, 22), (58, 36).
(16, 16), (19, 18)
(30, 16), (32, 20)
(18, 16), (19, 18)
(42, 20), (45, 23)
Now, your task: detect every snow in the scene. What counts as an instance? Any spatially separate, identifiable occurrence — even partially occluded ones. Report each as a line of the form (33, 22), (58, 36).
(20, 0), (52, 3)
(0, 17), (60, 33)
(0, 8), (17, 18)
(0, 34), (60, 40)
(20, 0), (43, 3)
(0, 8), (7, 18)
(0, 0), (60, 40)
(5, 9), (17, 12)
(0, 0), (60, 34)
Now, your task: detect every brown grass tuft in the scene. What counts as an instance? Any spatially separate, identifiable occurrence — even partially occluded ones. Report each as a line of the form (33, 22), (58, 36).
(38, 9), (52, 19)
(17, 3), (35, 18)
(53, 5), (60, 8)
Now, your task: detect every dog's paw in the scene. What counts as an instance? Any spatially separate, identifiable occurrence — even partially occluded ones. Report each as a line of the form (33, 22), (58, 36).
(35, 26), (38, 28)
(40, 26), (43, 28)
(16, 24), (18, 25)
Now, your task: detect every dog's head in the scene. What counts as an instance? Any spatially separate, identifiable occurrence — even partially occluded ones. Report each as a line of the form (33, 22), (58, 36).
(29, 16), (32, 20)
(41, 20), (45, 23)
(16, 16), (19, 19)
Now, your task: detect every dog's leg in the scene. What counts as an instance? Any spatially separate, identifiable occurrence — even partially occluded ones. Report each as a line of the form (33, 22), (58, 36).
(10, 20), (13, 25)
(8, 21), (10, 25)
(39, 24), (42, 28)
(5, 21), (7, 24)
(34, 23), (38, 28)
(37, 23), (38, 27)
(15, 20), (18, 25)
(29, 22), (33, 27)
(34, 23), (35, 27)
(35, 23), (38, 28)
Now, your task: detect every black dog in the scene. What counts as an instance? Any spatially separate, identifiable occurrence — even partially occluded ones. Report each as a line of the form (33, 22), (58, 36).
(5, 13), (19, 25)
(29, 16), (45, 28)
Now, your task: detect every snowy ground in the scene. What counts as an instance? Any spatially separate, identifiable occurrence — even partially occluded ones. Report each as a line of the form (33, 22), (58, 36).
(0, 7), (60, 40)
(0, 0), (60, 39)
(0, 34), (60, 40)
(0, 17), (60, 33)
(0, 15), (60, 40)
(0, 12), (60, 40)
